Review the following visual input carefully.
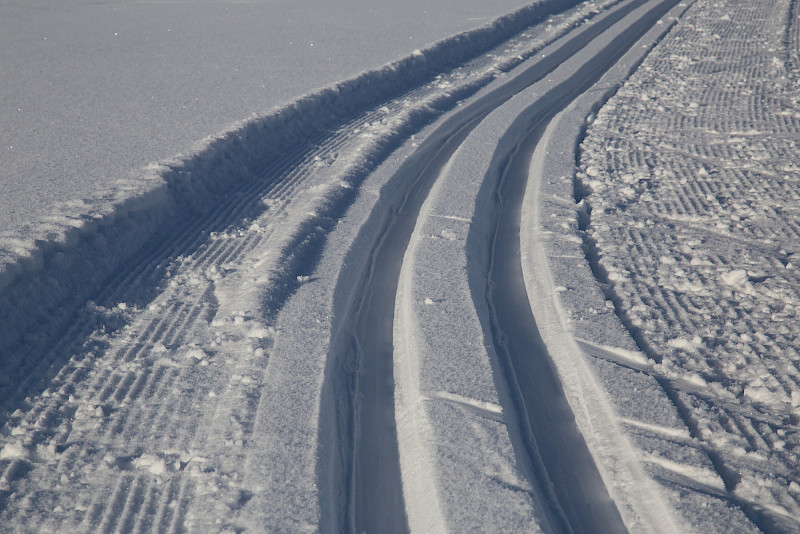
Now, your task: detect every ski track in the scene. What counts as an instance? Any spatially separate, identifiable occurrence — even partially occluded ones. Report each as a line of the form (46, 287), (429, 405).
(335, 0), (686, 532)
(323, 1), (668, 529)
(2, 0), (795, 532)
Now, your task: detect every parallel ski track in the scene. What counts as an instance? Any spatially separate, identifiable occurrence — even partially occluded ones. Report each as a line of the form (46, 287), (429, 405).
(346, 117), (482, 534)
(336, 0), (680, 532)
(0, 6), (568, 427)
(485, 108), (624, 534)
(478, 2), (684, 533)
(0, 2), (631, 531)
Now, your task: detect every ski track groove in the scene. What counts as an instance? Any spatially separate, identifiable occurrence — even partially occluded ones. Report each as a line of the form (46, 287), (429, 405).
(0, 9), (568, 434)
(340, 0), (684, 532)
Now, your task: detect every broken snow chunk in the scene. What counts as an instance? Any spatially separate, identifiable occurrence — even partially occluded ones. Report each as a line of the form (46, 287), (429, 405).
(743, 385), (782, 406)
(585, 165), (602, 178)
(587, 179), (605, 193)
(247, 325), (272, 339)
(183, 346), (206, 360)
(667, 337), (702, 352)
(606, 270), (624, 282)
(133, 453), (170, 475)
(683, 373), (708, 388)
(721, 269), (748, 287)
(0, 442), (28, 460)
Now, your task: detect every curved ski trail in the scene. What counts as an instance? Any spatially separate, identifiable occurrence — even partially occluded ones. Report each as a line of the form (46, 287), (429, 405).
(355, 0), (695, 532)
(1, 0), (751, 531)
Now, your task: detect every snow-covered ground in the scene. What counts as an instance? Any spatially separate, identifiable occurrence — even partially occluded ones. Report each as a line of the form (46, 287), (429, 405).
(0, 0), (529, 291)
(2, 0), (799, 532)
(577, 0), (800, 529)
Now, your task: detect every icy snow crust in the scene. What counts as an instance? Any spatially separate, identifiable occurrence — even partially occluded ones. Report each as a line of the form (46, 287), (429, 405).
(2, 0), (797, 532)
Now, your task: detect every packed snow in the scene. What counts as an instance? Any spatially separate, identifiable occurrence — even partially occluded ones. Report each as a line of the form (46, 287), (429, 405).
(0, 0), (530, 236)
(2, 0), (800, 532)
(577, 0), (800, 529)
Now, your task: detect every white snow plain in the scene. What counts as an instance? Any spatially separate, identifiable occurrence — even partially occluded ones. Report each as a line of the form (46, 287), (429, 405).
(2, 0), (800, 532)
(0, 0), (529, 289)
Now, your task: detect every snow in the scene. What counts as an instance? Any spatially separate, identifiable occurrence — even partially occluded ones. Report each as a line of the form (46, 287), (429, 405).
(2, 0), (800, 531)
(0, 0), (531, 300)
(0, 0), (529, 235)
(576, 0), (800, 529)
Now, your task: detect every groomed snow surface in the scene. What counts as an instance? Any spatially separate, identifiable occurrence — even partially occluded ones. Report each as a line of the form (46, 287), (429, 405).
(1, 0), (799, 532)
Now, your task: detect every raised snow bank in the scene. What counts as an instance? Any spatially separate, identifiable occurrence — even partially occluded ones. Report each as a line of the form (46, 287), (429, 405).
(0, 0), (583, 357)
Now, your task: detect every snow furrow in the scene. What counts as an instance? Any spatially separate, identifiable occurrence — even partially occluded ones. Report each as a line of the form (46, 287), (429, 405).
(389, 0), (767, 530)
(474, 4), (692, 534)
(317, 2), (679, 532)
(6, 0), (790, 531)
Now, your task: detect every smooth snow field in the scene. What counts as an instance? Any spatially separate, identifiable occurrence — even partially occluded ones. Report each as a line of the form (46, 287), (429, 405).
(0, 0), (530, 274)
(2, 0), (800, 532)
